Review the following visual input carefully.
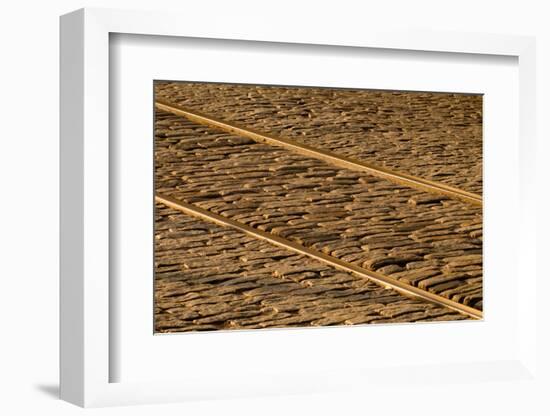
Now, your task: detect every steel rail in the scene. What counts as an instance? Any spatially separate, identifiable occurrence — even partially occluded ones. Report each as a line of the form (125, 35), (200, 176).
(156, 194), (483, 320)
(155, 99), (483, 207)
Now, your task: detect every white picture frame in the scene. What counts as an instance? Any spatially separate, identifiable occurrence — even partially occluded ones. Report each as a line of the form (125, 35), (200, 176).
(60, 7), (540, 409)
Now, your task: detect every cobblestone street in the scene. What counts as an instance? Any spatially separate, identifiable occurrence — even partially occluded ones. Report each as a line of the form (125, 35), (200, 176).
(154, 82), (483, 333)
(156, 82), (482, 193)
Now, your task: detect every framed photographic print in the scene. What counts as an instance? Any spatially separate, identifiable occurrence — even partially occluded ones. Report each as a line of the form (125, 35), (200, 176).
(60, 7), (541, 409)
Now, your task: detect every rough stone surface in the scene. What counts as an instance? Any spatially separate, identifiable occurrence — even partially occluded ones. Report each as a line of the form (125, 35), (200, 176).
(155, 82), (482, 194)
(155, 113), (483, 312)
(155, 204), (467, 333)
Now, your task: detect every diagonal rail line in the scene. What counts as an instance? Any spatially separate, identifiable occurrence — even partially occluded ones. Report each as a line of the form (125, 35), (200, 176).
(155, 99), (483, 207)
(156, 193), (483, 320)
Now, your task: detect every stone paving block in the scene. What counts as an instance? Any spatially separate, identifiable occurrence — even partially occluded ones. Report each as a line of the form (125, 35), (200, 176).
(155, 204), (467, 332)
(155, 82), (482, 194)
(155, 113), (483, 311)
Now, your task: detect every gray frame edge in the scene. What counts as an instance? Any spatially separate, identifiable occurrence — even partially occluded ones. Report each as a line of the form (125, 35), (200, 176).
(60, 8), (85, 407)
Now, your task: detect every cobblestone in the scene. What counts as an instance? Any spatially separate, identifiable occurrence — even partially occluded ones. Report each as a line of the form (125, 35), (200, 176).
(155, 204), (467, 332)
(155, 113), (483, 311)
(156, 82), (482, 194)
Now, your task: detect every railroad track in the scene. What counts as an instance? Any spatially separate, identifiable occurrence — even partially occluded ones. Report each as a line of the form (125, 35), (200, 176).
(154, 86), (483, 332)
(155, 203), (469, 332)
(156, 99), (482, 206)
(156, 193), (481, 320)
(156, 82), (483, 195)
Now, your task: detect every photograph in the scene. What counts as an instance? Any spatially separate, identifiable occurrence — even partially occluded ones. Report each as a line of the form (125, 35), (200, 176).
(0, 0), (544, 412)
(153, 81), (483, 333)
